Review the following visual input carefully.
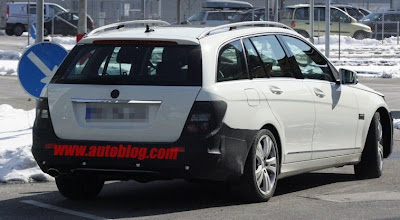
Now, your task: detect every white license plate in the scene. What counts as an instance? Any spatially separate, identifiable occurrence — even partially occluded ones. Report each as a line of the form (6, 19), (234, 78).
(85, 103), (148, 122)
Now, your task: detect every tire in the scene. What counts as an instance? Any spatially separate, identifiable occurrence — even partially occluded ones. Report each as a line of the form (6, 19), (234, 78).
(13, 24), (25, 36)
(5, 29), (14, 36)
(354, 31), (366, 40)
(354, 112), (384, 179)
(55, 175), (104, 200)
(238, 129), (280, 202)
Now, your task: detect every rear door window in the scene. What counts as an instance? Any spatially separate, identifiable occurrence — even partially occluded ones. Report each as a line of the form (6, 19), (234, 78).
(51, 44), (202, 86)
(250, 35), (294, 78)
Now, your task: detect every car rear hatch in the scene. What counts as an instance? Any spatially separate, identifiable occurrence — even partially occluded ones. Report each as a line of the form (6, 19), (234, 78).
(47, 41), (202, 143)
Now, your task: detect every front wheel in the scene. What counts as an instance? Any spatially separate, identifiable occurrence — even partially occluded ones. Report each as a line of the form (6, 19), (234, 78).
(55, 175), (105, 200)
(354, 112), (384, 179)
(354, 31), (367, 40)
(13, 24), (25, 36)
(238, 129), (280, 202)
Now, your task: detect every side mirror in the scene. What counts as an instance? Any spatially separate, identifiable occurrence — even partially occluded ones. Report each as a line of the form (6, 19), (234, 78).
(338, 68), (358, 85)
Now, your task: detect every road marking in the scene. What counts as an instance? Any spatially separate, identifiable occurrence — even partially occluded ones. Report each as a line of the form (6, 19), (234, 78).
(310, 191), (400, 203)
(26, 51), (58, 84)
(21, 200), (110, 220)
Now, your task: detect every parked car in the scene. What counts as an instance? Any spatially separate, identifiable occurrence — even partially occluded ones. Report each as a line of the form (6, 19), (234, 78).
(360, 11), (400, 39)
(4, 2), (67, 36)
(230, 8), (275, 22)
(185, 0), (252, 25)
(44, 12), (94, 36)
(333, 4), (368, 20)
(32, 20), (393, 202)
(280, 4), (372, 39)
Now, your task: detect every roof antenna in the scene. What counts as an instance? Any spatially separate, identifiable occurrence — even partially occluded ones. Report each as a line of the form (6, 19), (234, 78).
(116, 24), (124, 29)
(145, 25), (154, 33)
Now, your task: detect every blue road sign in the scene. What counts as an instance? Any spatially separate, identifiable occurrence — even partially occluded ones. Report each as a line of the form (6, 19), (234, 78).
(18, 42), (68, 98)
(30, 23), (36, 40)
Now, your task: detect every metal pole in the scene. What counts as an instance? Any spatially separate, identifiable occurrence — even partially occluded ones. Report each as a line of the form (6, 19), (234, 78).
(77, 0), (87, 34)
(318, 10), (320, 44)
(177, 0), (181, 24)
(339, 18), (341, 60)
(28, 0), (30, 45)
(143, 0), (146, 19)
(375, 21), (377, 39)
(397, 21), (399, 45)
(310, 0), (314, 43)
(265, 0), (270, 21)
(382, 13), (384, 43)
(35, 0), (44, 43)
(158, 0), (162, 20)
(274, 0), (279, 22)
(325, 0), (330, 58)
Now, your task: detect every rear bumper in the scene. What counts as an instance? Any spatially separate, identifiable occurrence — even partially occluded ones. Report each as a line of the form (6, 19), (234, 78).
(32, 123), (256, 182)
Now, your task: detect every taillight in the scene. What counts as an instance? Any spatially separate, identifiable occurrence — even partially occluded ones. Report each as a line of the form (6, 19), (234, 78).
(34, 97), (53, 129)
(291, 21), (295, 28)
(183, 101), (227, 136)
(6, 5), (9, 21)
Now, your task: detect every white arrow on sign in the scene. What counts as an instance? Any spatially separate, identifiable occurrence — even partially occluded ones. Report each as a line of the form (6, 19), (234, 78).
(27, 51), (59, 84)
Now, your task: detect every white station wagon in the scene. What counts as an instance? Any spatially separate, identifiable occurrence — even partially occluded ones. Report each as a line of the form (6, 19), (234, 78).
(32, 20), (393, 202)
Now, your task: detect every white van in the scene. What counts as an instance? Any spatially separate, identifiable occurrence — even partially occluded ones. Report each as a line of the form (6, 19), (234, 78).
(3, 2), (67, 36)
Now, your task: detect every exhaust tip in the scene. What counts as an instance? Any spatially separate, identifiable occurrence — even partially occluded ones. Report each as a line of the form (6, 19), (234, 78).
(47, 168), (60, 177)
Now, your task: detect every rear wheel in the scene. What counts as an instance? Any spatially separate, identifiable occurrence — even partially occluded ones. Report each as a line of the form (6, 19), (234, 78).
(5, 29), (14, 36)
(354, 112), (384, 179)
(13, 24), (25, 36)
(55, 175), (104, 200)
(239, 129), (279, 202)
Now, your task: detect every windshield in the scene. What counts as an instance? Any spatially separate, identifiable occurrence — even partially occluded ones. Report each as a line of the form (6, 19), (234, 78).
(360, 13), (381, 21)
(188, 12), (206, 21)
(52, 44), (202, 86)
(282, 8), (294, 19)
(231, 12), (247, 22)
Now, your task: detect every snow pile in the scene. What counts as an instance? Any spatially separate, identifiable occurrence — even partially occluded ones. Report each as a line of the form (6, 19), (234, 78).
(0, 50), (21, 60)
(310, 35), (400, 78)
(0, 50), (20, 76)
(394, 118), (400, 130)
(0, 104), (53, 183)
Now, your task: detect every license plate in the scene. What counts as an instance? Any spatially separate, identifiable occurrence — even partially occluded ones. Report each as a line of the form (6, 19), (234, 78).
(85, 103), (147, 122)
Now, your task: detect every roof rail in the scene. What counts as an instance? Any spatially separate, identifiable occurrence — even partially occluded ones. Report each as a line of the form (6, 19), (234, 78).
(197, 21), (294, 39)
(87, 20), (170, 36)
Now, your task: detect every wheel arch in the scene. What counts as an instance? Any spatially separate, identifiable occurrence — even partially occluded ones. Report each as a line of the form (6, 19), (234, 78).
(376, 107), (393, 158)
(261, 124), (283, 174)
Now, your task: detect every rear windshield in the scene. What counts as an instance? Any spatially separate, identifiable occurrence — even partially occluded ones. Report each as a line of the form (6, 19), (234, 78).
(51, 44), (202, 86)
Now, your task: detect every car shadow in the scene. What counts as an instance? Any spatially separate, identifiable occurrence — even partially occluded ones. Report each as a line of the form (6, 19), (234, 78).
(0, 171), (359, 219)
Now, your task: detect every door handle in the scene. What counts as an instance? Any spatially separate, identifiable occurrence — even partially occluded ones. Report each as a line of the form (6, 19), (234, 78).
(270, 86), (283, 95)
(314, 89), (325, 98)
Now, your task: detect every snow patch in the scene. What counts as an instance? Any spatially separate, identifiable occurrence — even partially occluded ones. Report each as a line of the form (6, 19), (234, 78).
(0, 104), (53, 183)
(394, 119), (400, 130)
